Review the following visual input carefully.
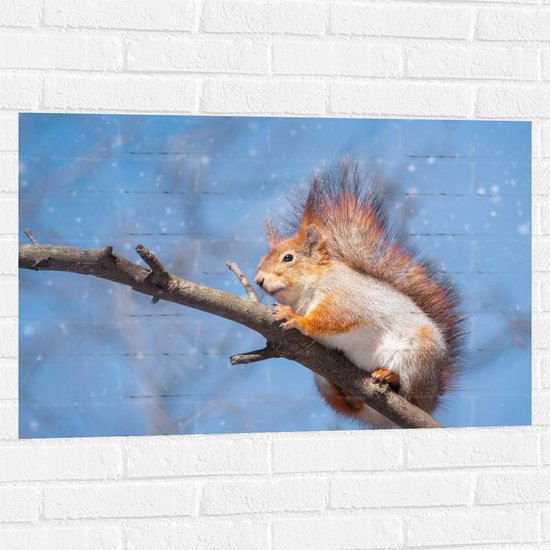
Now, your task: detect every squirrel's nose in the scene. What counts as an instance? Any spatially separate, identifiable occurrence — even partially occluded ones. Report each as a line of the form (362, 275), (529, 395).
(256, 276), (264, 288)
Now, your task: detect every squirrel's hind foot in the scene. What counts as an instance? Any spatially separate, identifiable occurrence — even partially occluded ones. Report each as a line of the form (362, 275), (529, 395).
(371, 368), (400, 391)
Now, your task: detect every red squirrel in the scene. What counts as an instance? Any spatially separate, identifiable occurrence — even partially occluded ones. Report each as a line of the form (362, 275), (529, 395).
(255, 162), (465, 427)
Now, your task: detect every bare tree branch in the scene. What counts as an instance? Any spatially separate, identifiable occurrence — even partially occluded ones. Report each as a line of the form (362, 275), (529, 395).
(24, 228), (38, 245)
(230, 346), (279, 365)
(226, 261), (259, 302)
(19, 242), (442, 429)
(135, 244), (168, 276)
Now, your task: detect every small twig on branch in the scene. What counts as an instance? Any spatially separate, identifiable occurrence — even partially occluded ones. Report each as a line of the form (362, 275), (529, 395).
(24, 228), (38, 245)
(231, 346), (279, 365)
(18, 241), (442, 429)
(226, 261), (259, 302)
(135, 244), (167, 275)
(135, 244), (170, 303)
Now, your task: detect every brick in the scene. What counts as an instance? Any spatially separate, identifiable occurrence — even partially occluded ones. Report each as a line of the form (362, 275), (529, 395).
(0, 280), (16, 317)
(534, 348), (542, 390)
(0, 239), (17, 275)
(0, 321), (17, 358)
(273, 514), (401, 550)
(407, 509), (538, 546)
(476, 470), (550, 504)
(542, 354), (550, 389)
(543, 48), (550, 82)
(330, 3), (471, 39)
(543, 430), (550, 464)
(0, 360), (17, 399)
(534, 391), (550, 426)
(0, 0), (41, 27)
(476, 8), (550, 41)
(0, 33), (123, 70)
(405, 428), (538, 469)
(534, 273), (542, 314)
(533, 314), (549, 351)
(534, 316), (549, 353)
(403, 193), (529, 238)
(272, 432), (403, 473)
(410, 235), (474, 275)
(331, 81), (471, 117)
(538, 271), (550, 312)
(201, 1), (326, 35)
(408, 45), (538, 81)
(476, 240), (530, 289)
(127, 436), (269, 477)
(0, 75), (40, 109)
(331, 472), (471, 509)
(44, 0), (196, 31)
(273, 41), (402, 77)
(0, 526), (123, 550)
(534, 202), (542, 239)
(44, 480), (196, 519)
(412, 546), (544, 550)
(0, 155), (17, 192)
(44, 75), (196, 112)
(0, 442), (123, 481)
(201, 478), (326, 515)
(474, 238), (530, 274)
(476, 85), (550, 118)
(469, 312), (532, 356)
(533, 160), (543, 195)
(534, 161), (550, 196)
(535, 124), (545, 161)
(127, 519), (268, 550)
(544, 506), (550, 542)
(0, 198), (17, 234)
(0, 401), (17, 439)
(533, 239), (550, 272)
(127, 37), (267, 74)
(202, 79), (327, 115)
(541, 197), (550, 236)
(542, 123), (550, 158)
(0, 117), (17, 151)
(0, 486), (40, 521)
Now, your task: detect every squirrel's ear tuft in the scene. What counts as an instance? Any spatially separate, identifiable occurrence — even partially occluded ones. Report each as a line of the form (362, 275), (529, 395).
(266, 216), (283, 246)
(303, 225), (325, 256)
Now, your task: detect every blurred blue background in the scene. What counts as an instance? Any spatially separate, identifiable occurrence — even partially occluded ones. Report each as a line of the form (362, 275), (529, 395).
(19, 114), (531, 438)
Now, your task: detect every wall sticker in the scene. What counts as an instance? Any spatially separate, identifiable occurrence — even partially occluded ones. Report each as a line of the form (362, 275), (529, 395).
(19, 114), (531, 437)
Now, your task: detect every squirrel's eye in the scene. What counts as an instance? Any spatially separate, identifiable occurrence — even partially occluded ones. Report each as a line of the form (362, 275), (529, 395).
(282, 254), (294, 263)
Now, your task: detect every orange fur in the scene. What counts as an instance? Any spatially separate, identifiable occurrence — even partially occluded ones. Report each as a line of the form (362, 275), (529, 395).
(276, 294), (361, 338)
(259, 161), (466, 423)
(318, 381), (364, 416)
(416, 325), (436, 363)
(371, 368), (400, 389)
(273, 163), (465, 400)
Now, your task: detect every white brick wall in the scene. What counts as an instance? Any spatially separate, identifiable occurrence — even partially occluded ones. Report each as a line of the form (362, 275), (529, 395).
(0, 2), (547, 549)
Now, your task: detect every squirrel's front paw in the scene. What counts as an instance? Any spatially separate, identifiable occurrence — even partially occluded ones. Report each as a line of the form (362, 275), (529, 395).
(274, 304), (293, 321)
(273, 304), (301, 331)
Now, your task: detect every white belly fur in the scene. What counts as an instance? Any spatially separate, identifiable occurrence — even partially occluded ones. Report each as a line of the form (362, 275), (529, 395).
(320, 327), (380, 372)
(319, 323), (441, 394)
(294, 262), (445, 396)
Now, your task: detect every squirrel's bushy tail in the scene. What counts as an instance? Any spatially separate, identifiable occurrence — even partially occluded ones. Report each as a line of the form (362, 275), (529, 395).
(314, 375), (395, 429)
(277, 161), (467, 406)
